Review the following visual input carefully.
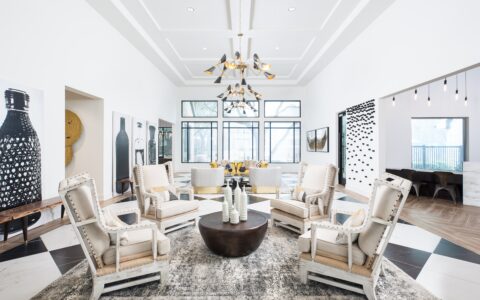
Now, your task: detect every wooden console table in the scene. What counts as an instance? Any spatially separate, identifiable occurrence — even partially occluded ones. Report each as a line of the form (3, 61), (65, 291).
(0, 197), (65, 242)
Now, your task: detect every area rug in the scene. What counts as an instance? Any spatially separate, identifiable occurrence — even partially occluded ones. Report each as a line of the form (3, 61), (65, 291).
(33, 226), (436, 299)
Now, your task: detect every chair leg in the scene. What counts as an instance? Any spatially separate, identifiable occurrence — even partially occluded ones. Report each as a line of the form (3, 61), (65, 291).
(412, 183), (420, 198)
(160, 269), (169, 288)
(363, 282), (377, 300)
(447, 187), (457, 205)
(3, 221), (9, 241)
(90, 280), (104, 300)
(299, 263), (308, 284)
(432, 187), (441, 200)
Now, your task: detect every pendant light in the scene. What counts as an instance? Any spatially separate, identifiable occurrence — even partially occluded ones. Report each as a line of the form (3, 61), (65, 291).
(455, 74), (459, 100)
(427, 84), (431, 106)
(443, 78), (448, 92)
(464, 72), (468, 106)
(414, 89), (418, 100)
(392, 96), (396, 106)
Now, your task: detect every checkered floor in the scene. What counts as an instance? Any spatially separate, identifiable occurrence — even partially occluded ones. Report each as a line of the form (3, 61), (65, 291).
(1, 174), (479, 299)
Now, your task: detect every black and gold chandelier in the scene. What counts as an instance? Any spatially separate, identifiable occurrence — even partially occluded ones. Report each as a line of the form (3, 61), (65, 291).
(204, 2), (275, 114)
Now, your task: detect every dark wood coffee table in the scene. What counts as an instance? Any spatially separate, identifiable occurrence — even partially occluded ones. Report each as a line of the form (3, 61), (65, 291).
(198, 210), (268, 257)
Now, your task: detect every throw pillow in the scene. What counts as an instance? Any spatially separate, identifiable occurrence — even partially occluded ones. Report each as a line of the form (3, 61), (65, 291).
(103, 209), (129, 246)
(295, 187), (320, 204)
(335, 208), (366, 244)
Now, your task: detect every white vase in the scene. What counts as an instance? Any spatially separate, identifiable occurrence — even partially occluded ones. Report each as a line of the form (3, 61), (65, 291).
(240, 187), (248, 221)
(234, 183), (241, 212)
(224, 179), (233, 212)
(230, 208), (239, 224)
(222, 200), (229, 223)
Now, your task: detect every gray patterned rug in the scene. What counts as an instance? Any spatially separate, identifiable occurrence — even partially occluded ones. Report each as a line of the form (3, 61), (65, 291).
(34, 226), (436, 299)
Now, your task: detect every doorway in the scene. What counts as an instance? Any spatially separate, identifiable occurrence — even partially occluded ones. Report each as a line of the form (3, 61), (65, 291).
(338, 111), (347, 185)
(158, 119), (173, 164)
(65, 87), (104, 198)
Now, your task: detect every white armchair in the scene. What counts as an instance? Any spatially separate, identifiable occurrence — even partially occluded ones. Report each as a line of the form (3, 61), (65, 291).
(270, 163), (337, 234)
(133, 163), (199, 233)
(298, 173), (412, 300)
(191, 167), (225, 194)
(249, 167), (281, 196)
(58, 173), (170, 300)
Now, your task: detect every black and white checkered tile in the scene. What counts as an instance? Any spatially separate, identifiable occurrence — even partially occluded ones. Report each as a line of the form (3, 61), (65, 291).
(1, 177), (479, 299)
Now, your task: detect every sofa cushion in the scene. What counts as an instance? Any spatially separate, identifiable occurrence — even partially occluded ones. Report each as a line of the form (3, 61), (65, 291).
(102, 227), (170, 265)
(270, 199), (319, 219)
(298, 228), (366, 265)
(149, 200), (200, 219)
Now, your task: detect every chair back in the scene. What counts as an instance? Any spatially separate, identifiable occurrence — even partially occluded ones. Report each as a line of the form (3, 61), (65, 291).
(357, 173), (411, 270)
(298, 162), (337, 212)
(191, 168), (224, 187)
(400, 169), (415, 181)
(133, 164), (174, 211)
(434, 171), (453, 187)
(58, 173), (110, 271)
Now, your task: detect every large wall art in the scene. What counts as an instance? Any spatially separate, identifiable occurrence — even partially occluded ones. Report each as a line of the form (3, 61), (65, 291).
(112, 112), (131, 195)
(346, 99), (376, 188)
(132, 118), (146, 166)
(0, 79), (44, 237)
(306, 127), (329, 152)
(146, 121), (158, 165)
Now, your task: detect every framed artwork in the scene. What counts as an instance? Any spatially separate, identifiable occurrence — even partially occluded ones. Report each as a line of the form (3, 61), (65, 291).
(315, 127), (329, 152)
(112, 112), (132, 195)
(132, 118), (146, 167)
(306, 130), (316, 152)
(146, 121), (158, 165)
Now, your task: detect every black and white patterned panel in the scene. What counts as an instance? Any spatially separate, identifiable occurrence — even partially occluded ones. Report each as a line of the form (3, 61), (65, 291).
(346, 99), (376, 187)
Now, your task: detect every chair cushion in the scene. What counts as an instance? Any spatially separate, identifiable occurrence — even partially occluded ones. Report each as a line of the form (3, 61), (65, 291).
(141, 165), (171, 191)
(335, 208), (366, 244)
(302, 165), (327, 191)
(298, 228), (366, 265)
(103, 209), (129, 245)
(270, 199), (319, 219)
(149, 200), (200, 219)
(102, 226), (170, 265)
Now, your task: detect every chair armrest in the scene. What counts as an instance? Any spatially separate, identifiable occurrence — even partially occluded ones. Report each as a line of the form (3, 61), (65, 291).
(313, 220), (365, 234)
(106, 207), (141, 224)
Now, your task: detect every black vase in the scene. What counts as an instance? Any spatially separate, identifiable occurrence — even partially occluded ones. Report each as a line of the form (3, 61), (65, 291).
(115, 117), (129, 193)
(148, 126), (156, 165)
(0, 89), (42, 235)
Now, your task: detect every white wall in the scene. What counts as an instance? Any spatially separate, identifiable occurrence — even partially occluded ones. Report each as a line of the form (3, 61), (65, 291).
(65, 96), (104, 198)
(303, 0), (480, 196)
(0, 0), (178, 200)
(382, 68), (480, 170)
(174, 86), (306, 173)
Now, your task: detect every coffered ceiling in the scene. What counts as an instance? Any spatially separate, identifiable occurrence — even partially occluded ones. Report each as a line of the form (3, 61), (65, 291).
(88, 0), (394, 86)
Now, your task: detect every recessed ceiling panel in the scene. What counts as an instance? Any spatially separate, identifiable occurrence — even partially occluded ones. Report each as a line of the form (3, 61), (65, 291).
(251, 0), (339, 30)
(142, 0), (231, 30)
(250, 32), (314, 59)
(166, 33), (232, 59)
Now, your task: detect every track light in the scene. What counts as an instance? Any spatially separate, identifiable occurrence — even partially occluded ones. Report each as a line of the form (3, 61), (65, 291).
(414, 89), (418, 100)
(392, 96), (396, 107)
(443, 78), (448, 92)
(427, 84), (431, 106)
(464, 71), (468, 107)
(455, 75), (459, 100)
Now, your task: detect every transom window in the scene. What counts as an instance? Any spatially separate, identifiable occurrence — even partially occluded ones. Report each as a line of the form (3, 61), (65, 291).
(411, 118), (466, 172)
(264, 100), (301, 118)
(181, 121), (217, 163)
(223, 121), (259, 161)
(182, 101), (218, 118)
(265, 121), (301, 163)
(223, 101), (259, 118)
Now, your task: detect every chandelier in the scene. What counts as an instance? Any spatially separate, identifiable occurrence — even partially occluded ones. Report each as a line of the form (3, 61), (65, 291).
(204, 3), (275, 114)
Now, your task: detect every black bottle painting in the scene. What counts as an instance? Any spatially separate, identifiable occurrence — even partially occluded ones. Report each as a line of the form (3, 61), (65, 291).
(148, 125), (156, 165)
(115, 117), (129, 193)
(0, 89), (42, 235)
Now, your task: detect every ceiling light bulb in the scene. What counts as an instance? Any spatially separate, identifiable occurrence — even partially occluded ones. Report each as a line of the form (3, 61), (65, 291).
(465, 96), (468, 106)
(414, 89), (418, 100)
(443, 78), (447, 92)
(392, 97), (396, 107)
(202, 47), (207, 51)
(455, 89), (459, 100)
(288, 7), (296, 12)
(427, 97), (431, 106)
(186, 7), (195, 12)
(260, 63), (271, 71)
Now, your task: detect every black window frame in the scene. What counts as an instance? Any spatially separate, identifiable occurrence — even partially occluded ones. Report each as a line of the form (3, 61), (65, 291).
(264, 100), (301, 118)
(222, 121), (260, 161)
(181, 100), (218, 118)
(181, 121), (218, 163)
(264, 121), (301, 164)
(222, 101), (260, 118)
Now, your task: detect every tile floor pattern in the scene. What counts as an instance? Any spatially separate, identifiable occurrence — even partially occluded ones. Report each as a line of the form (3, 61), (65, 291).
(1, 174), (479, 299)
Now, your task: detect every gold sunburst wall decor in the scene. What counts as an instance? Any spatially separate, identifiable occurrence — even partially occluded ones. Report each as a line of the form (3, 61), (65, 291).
(65, 109), (82, 165)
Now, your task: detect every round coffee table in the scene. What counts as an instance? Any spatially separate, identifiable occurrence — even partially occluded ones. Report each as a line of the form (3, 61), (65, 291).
(198, 210), (268, 257)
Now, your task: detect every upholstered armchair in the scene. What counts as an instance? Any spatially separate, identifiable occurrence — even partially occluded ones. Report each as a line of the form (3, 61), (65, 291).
(191, 167), (225, 194)
(298, 173), (412, 300)
(270, 163), (337, 234)
(249, 167), (281, 196)
(133, 163), (199, 233)
(58, 173), (170, 300)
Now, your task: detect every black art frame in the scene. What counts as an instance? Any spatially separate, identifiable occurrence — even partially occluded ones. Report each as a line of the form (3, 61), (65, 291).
(315, 127), (329, 152)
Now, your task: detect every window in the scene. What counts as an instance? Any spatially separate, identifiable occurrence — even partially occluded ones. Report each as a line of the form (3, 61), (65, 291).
(182, 122), (217, 163)
(264, 100), (301, 117)
(182, 101), (218, 117)
(223, 122), (259, 161)
(265, 121), (301, 163)
(223, 101), (259, 117)
(411, 118), (466, 172)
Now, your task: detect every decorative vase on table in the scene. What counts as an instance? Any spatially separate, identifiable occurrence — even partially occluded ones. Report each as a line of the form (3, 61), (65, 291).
(0, 89), (42, 234)
(222, 199), (229, 223)
(234, 183), (241, 212)
(230, 208), (239, 224)
(224, 179), (233, 212)
(240, 187), (248, 221)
